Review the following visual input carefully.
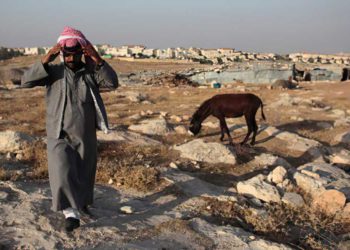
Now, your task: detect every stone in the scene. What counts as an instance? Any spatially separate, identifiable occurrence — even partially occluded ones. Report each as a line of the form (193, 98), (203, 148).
(108, 178), (114, 185)
(122, 91), (148, 103)
(15, 153), (24, 161)
(202, 121), (219, 129)
(249, 198), (263, 207)
(0, 131), (35, 153)
(312, 189), (346, 215)
(170, 115), (182, 123)
(128, 117), (171, 135)
(160, 111), (168, 117)
(330, 109), (346, 118)
(330, 150), (350, 165)
(267, 166), (287, 184)
(326, 178), (350, 200)
(169, 162), (178, 169)
(174, 125), (187, 134)
(6, 152), (14, 160)
(297, 162), (349, 182)
(0, 191), (8, 200)
(264, 126), (322, 157)
(174, 139), (236, 164)
(120, 206), (134, 214)
(248, 239), (292, 250)
(334, 132), (350, 144)
(251, 153), (291, 168)
(237, 174), (281, 203)
(293, 172), (326, 197)
(341, 203), (350, 222)
(282, 192), (305, 208)
(316, 122), (333, 129)
(190, 218), (291, 249)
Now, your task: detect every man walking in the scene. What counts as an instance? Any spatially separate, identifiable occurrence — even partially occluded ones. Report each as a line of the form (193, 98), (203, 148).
(21, 27), (118, 232)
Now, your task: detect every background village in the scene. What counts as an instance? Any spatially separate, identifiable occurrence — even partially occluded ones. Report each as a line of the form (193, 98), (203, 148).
(2, 44), (350, 65)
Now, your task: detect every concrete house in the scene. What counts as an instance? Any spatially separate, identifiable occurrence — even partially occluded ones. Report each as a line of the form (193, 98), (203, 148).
(200, 49), (220, 59)
(218, 48), (235, 57)
(24, 47), (39, 55)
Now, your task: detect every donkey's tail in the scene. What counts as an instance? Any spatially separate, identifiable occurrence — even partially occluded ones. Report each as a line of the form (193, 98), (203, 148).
(260, 102), (266, 121)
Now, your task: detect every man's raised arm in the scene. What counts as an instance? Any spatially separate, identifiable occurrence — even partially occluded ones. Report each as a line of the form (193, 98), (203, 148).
(20, 44), (61, 88)
(83, 44), (118, 90)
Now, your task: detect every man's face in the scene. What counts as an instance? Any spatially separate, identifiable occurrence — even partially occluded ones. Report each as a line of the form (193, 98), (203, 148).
(63, 51), (83, 70)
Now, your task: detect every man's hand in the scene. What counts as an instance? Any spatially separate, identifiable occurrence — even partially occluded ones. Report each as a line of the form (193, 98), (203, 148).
(83, 44), (103, 64)
(41, 44), (61, 64)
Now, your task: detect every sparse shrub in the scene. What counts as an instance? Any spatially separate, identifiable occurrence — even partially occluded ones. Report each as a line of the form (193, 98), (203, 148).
(22, 140), (48, 179)
(96, 142), (170, 192)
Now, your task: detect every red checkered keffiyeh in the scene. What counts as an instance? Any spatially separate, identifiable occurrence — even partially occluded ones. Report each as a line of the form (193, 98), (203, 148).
(57, 26), (90, 48)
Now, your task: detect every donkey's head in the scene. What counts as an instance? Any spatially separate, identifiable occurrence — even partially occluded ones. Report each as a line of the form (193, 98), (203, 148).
(189, 115), (202, 135)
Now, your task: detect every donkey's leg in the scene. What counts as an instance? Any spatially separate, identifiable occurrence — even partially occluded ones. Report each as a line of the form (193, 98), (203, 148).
(241, 114), (253, 145)
(219, 119), (225, 141)
(250, 118), (258, 145)
(219, 117), (232, 144)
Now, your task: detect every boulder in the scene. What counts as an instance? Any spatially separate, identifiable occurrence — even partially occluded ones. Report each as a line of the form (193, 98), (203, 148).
(237, 174), (281, 203)
(128, 117), (171, 135)
(264, 126), (322, 158)
(174, 139), (236, 164)
(293, 172), (326, 197)
(0, 130), (35, 153)
(297, 162), (349, 182)
(282, 192), (305, 208)
(250, 153), (291, 168)
(312, 189), (346, 215)
(326, 178), (350, 200)
(267, 166), (287, 184)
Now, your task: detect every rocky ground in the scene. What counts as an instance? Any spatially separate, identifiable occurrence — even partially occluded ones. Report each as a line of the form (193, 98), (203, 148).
(0, 56), (350, 249)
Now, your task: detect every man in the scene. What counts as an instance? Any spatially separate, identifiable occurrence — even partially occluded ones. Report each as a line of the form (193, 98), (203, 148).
(21, 27), (118, 232)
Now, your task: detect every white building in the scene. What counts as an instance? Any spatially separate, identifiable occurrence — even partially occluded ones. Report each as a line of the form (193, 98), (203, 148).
(24, 47), (39, 55)
(126, 45), (146, 55)
(105, 47), (130, 57)
(142, 48), (156, 57)
(218, 48), (235, 57)
(200, 49), (220, 59)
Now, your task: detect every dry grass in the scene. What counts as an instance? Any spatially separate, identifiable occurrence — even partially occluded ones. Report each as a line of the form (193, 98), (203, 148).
(22, 140), (48, 179)
(96, 142), (172, 192)
(0, 167), (8, 181)
(202, 198), (348, 249)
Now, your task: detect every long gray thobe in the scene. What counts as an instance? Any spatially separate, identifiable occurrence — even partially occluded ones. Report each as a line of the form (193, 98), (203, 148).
(21, 61), (118, 211)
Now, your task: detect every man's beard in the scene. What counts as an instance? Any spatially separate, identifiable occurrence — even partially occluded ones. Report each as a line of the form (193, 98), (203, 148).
(65, 61), (83, 70)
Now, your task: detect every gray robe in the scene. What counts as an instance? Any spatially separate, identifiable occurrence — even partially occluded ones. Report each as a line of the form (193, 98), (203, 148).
(21, 61), (118, 211)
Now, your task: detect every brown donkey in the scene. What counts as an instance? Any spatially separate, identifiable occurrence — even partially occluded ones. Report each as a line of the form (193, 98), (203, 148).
(189, 93), (266, 145)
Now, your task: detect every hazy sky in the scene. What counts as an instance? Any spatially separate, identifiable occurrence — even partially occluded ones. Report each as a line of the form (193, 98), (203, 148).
(1, 0), (349, 54)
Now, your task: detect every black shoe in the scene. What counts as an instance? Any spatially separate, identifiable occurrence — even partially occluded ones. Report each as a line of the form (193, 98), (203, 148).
(65, 217), (80, 232)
